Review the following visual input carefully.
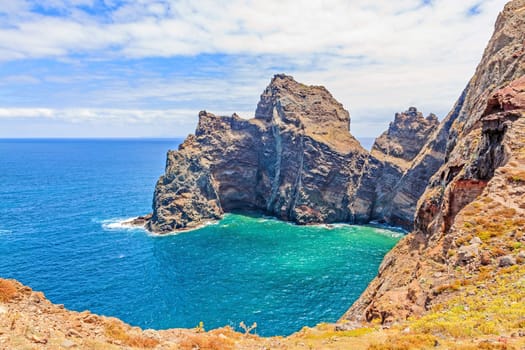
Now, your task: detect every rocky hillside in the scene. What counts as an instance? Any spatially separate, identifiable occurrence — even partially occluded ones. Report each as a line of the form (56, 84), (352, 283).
(342, 0), (525, 327)
(145, 76), (437, 233)
(3, 275), (523, 350)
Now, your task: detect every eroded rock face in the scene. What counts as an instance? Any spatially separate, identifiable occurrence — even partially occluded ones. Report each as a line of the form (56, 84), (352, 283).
(368, 108), (439, 227)
(147, 75), (377, 233)
(145, 74), (437, 233)
(343, 0), (525, 325)
(371, 107), (438, 163)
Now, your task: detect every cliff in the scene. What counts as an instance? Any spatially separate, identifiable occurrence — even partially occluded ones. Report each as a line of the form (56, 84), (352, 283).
(2, 1), (524, 349)
(368, 107), (439, 227)
(146, 75), (367, 233)
(145, 76), (437, 233)
(342, 0), (525, 326)
(4, 271), (523, 349)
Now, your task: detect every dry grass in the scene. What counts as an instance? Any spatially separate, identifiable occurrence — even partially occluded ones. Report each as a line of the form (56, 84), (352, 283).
(506, 170), (525, 183)
(448, 342), (515, 350)
(461, 203), (525, 242)
(302, 323), (376, 341)
(178, 327), (237, 350)
(367, 334), (438, 350)
(104, 319), (159, 348)
(411, 265), (525, 339)
(0, 279), (17, 302)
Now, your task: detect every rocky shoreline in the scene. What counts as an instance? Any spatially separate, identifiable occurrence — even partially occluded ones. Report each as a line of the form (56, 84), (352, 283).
(141, 76), (439, 234)
(121, 214), (218, 235)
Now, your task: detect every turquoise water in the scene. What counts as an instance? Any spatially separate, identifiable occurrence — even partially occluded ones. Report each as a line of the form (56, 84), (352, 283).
(0, 139), (401, 336)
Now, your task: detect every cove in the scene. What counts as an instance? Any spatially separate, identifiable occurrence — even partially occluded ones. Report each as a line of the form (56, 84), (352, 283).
(0, 139), (401, 336)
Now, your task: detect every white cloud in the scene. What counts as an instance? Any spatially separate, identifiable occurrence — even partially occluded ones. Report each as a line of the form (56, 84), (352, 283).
(0, 0), (511, 137)
(0, 107), (256, 137)
(0, 0), (508, 61)
(0, 107), (199, 124)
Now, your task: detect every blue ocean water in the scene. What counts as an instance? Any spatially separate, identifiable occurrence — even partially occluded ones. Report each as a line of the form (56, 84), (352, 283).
(0, 139), (401, 336)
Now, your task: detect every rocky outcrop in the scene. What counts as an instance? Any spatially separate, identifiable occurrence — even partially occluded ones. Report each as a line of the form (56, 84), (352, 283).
(342, 0), (525, 325)
(145, 74), (438, 234)
(368, 108), (439, 227)
(371, 107), (438, 164)
(147, 75), (377, 233)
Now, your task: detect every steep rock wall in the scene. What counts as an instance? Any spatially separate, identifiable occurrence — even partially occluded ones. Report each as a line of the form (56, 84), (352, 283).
(342, 0), (525, 325)
(368, 107), (439, 227)
(147, 75), (378, 233)
(145, 75), (438, 233)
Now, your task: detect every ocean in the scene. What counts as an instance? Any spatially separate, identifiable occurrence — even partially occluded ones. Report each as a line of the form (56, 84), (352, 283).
(0, 139), (401, 336)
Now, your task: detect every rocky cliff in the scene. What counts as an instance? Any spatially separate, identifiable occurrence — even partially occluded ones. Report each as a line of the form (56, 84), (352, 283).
(2, 2), (524, 349)
(146, 75), (372, 233)
(145, 76), (437, 233)
(368, 108), (439, 227)
(342, 0), (525, 325)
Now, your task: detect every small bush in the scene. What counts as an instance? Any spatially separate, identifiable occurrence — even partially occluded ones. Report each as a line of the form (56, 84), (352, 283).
(0, 279), (17, 302)
(368, 334), (437, 350)
(104, 320), (159, 348)
(178, 329), (236, 350)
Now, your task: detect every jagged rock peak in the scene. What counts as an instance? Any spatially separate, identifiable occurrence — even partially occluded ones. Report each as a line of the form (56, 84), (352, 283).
(343, 0), (525, 326)
(255, 73), (359, 153)
(144, 74), (385, 233)
(372, 107), (439, 163)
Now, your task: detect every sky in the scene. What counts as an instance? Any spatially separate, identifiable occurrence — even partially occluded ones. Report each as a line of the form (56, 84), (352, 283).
(0, 0), (510, 139)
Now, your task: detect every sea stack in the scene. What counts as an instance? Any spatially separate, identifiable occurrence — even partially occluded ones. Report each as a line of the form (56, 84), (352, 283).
(145, 75), (438, 233)
(146, 75), (371, 233)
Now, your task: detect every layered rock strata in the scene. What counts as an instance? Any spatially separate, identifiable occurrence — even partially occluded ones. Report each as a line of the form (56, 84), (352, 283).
(145, 75), (438, 233)
(342, 0), (525, 325)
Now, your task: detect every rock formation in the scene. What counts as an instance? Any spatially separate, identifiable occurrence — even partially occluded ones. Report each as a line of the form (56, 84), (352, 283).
(371, 107), (438, 163)
(2, 2), (524, 349)
(146, 75), (373, 233)
(342, 0), (525, 325)
(368, 108), (439, 227)
(145, 75), (438, 233)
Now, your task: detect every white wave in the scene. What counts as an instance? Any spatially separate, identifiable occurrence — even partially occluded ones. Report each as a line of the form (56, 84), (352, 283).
(0, 229), (12, 234)
(371, 227), (405, 238)
(101, 217), (145, 231)
(153, 220), (219, 237)
(316, 223), (351, 230)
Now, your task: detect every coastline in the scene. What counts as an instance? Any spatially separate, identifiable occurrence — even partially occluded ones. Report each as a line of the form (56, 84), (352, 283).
(117, 215), (220, 237)
(118, 212), (406, 239)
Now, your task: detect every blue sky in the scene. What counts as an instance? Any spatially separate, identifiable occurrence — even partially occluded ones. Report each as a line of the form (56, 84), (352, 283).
(0, 0), (509, 139)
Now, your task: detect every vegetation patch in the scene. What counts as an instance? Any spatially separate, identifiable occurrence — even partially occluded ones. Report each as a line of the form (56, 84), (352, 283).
(104, 319), (159, 348)
(0, 279), (17, 302)
(461, 203), (525, 242)
(506, 170), (525, 183)
(178, 327), (237, 350)
(411, 265), (525, 339)
(305, 324), (375, 340)
(367, 333), (438, 350)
